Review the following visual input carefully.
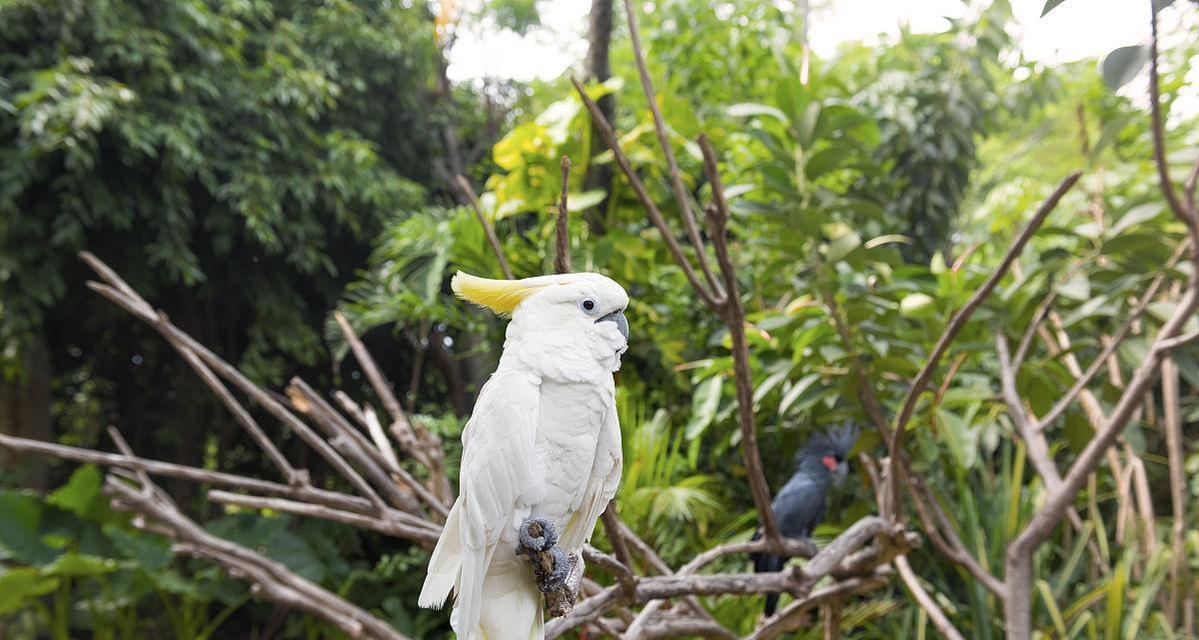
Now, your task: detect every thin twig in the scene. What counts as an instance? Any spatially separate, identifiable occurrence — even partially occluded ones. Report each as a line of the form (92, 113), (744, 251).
(886, 171), (1081, 518)
(455, 174), (515, 279)
(572, 75), (722, 310)
(556, 155), (573, 274)
(699, 139), (782, 545)
(622, 0), (725, 300)
(0, 433), (372, 513)
(894, 556), (967, 640)
(1148, 5), (1195, 237)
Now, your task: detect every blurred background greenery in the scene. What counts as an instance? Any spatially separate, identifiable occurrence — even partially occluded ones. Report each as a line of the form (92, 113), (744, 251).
(1, 0), (1197, 637)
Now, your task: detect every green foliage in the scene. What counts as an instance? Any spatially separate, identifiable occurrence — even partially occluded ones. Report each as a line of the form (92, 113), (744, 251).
(343, 2), (1199, 637)
(5, 0), (1199, 637)
(0, 0), (442, 380)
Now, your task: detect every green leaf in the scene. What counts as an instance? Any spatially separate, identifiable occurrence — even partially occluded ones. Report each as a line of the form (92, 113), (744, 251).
(1109, 203), (1162, 237)
(1101, 46), (1149, 92)
(805, 145), (853, 180)
(937, 407), (979, 469)
(900, 293), (937, 319)
(47, 464), (103, 518)
(1057, 272), (1090, 301)
(0, 568), (60, 615)
(566, 190), (605, 212)
(0, 491), (55, 565)
(685, 375), (724, 440)
(798, 102), (822, 148)
(1041, 0), (1069, 16)
(105, 524), (171, 571)
(42, 552), (119, 577)
(779, 373), (820, 415)
(726, 103), (788, 122)
(753, 366), (792, 405)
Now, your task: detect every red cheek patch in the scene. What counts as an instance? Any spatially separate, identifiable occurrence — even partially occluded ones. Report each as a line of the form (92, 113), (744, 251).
(822, 455), (838, 471)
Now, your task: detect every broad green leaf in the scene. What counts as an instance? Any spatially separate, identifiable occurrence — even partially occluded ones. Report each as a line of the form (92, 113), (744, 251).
(47, 464), (103, 518)
(1109, 203), (1162, 237)
(685, 375), (724, 440)
(566, 190), (606, 212)
(726, 103), (788, 122)
(804, 145), (853, 180)
(105, 524), (171, 571)
(0, 491), (55, 565)
(937, 407), (979, 469)
(779, 373), (820, 415)
(42, 552), (119, 577)
(1057, 272), (1090, 301)
(1041, 0), (1069, 15)
(1101, 46), (1149, 91)
(900, 293), (937, 319)
(798, 102), (822, 148)
(0, 569), (60, 615)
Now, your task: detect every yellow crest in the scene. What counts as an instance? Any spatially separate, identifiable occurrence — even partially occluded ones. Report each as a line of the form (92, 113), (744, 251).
(450, 272), (546, 315)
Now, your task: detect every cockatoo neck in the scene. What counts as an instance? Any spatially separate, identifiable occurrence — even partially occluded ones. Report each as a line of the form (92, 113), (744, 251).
(499, 317), (624, 383)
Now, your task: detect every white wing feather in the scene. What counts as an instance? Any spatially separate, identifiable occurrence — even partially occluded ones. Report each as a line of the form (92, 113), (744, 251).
(560, 403), (623, 549)
(418, 370), (541, 636)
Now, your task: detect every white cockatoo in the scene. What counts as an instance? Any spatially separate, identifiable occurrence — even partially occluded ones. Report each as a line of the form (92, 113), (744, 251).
(419, 271), (629, 640)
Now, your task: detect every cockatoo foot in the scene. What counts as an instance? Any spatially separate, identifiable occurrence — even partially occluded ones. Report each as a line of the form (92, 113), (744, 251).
(517, 516), (559, 553)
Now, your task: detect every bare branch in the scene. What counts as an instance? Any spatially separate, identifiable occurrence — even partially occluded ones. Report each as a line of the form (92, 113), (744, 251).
(1162, 356), (1193, 629)
(1148, 4), (1196, 234)
(997, 334), (1062, 491)
(82, 277), (389, 512)
(698, 140), (781, 545)
(894, 556), (967, 640)
(333, 312), (453, 505)
(556, 155), (573, 274)
(622, 0), (725, 300)
(0, 433), (371, 513)
(105, 478), (409, 640)
(335, 392), (400, 472)
(454, 174), (515, 279)
(1033, 254), (1181, 431)
(208, 491), (440, 544)
(742, 573), (891, 640)
(886, 171), (1081, 517)
(572, 75), (722, 310)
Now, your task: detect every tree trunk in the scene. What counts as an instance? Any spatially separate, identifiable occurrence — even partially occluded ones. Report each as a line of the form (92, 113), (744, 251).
(0, 333), (53, 489)
(582, 0), (616, 234)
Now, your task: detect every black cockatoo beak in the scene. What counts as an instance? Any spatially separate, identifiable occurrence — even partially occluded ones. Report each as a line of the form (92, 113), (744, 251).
(597, 309), (629, 341)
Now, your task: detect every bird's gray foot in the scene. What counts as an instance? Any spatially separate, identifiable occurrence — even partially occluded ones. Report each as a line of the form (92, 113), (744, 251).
(517, 516), (559, 554)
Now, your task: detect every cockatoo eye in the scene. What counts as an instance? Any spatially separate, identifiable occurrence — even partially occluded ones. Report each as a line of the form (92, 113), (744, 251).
(581, 299), (596, 312)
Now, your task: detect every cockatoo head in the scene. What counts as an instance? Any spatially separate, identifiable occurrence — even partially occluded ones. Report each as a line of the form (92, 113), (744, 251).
(451, 271), (630, 380)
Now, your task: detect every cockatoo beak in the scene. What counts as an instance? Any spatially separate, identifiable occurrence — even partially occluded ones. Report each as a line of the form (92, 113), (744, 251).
(597, 310), (629, 341)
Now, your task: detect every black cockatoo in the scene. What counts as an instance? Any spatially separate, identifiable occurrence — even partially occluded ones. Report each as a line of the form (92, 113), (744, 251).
(751, 425), (858, 615)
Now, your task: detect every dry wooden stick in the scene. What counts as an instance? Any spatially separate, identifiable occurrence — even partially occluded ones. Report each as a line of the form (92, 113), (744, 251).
(571, 75), (722, 310)
(454, 174), (515, 279)
(82, 278), (389, 513)
(621, 0), (725, 300)
(555, 155), (573, 274)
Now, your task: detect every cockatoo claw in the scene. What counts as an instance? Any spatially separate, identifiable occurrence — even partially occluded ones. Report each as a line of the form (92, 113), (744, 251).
(542, 547), (571, 590)
(517, 516), (559, 553)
